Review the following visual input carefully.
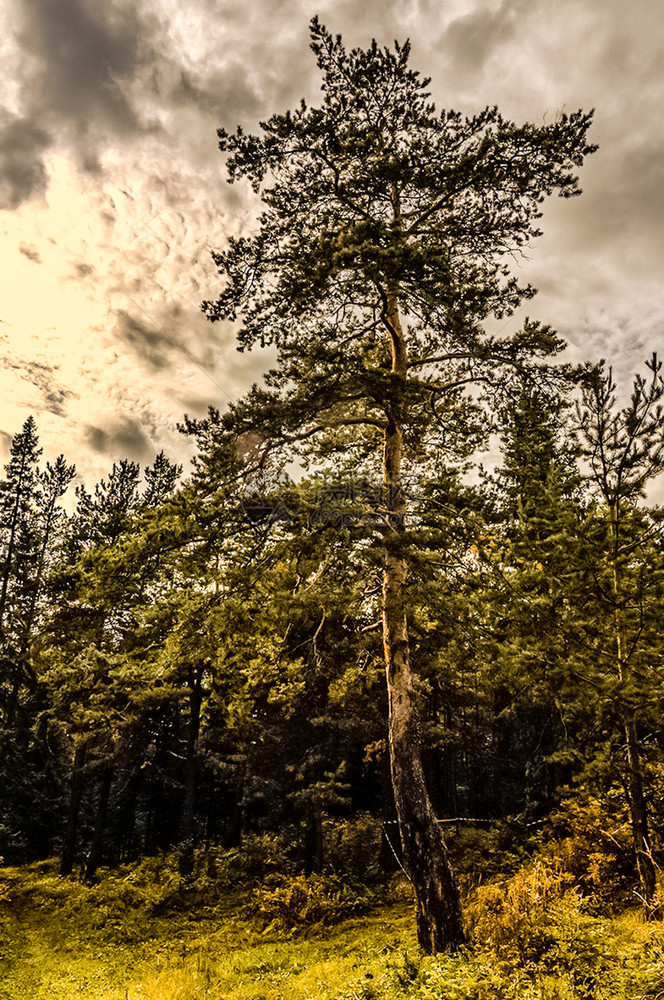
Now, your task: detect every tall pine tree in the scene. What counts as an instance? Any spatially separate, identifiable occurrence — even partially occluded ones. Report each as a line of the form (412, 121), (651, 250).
(574, 356), (664, 913)
(201, 20), (596, 951)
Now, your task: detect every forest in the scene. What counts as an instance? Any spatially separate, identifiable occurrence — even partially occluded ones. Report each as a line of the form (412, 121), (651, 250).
(2, 18), (664, 1000)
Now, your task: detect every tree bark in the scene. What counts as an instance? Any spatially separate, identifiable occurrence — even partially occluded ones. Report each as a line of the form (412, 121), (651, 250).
(610, 502), (658, 913)
(84, 766), (113, 882)
(303, 809), (324, 873)
(625, 720), (657, 913)
(225, 776), (245, 848)
(381, 281), (465, 952)
(60, 742), (86, 876)
(179, 667), (203, 880)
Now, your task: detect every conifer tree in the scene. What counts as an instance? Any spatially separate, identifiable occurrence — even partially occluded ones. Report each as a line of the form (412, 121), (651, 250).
(0, 419), (75, 860)
(0, 417), (42, 658)
(474, 388), (583, 815)
(574, 356), (664, 913)
(142, 451), (182, 508)
(44, 459), (144, 875)
(202, 19), (596, 951)
(0, 419), (74, 722)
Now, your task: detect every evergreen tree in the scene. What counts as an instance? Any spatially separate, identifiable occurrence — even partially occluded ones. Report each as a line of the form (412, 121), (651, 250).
(42, 459), (145, 875)
(201, 19), (596, 951)
(573, 356), (664, 913)
(0, 416), (42, 721)
(142, 451), (183, 508)
(0, 419), (74, 716)
(0, 419), (75, 861)
(473, 388), (583, 817)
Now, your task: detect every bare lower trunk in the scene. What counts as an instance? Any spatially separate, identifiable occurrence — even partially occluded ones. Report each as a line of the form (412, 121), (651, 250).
(225, 778), (245, 848)
(60, 743), (86, 876)
(625, 721), (657, 913)
(303, 809), (324, 873)
(179, 667), (203, 880)
(84, 767), (112, 882)
(380, 279), (464, 952)
(384, 550), (465, 951)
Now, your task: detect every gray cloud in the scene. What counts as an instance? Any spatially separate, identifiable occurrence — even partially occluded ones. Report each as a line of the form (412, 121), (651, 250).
(26, 362), (76, 416)
(5, 358), (77, 416)
(0, 112), (50, 209)
(113, 302), (251, 409)
(73, 262), (95, 279)
(443, 0), (528, 80)
(19, 242), (41, 263)
(83, 415), (152, 460)
(16, 0), (143, 131)
(114, 308), (188, 373)
(2, 0), (431, 209)
(1, 0), (149, 202)
(576, 139), (664, 257)
(159, 60), (262, 126)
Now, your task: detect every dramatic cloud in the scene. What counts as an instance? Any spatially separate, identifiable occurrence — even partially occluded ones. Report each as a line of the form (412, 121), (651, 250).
(15, 0), (144, 146)
(16, 360), (76, 417)
(0, 112), (50, 210)
(0, 348), (76, 417)
(83, 415), (153, 461)
(115, 309), (178, 373)
(0, 0), (662, 485)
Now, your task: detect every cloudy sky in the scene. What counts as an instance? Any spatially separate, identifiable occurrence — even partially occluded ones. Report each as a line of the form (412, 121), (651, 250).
(1, 0), (662, 490)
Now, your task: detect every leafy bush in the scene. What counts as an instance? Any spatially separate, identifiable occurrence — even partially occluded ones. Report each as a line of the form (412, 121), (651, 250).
(200, 831), (301, 889)
(324, 814), (383, 883)
(246, 872), (379, 929)
(542, 794), (635, 908)
(446, 823), (533, 886)
(466, 861), (582, 961)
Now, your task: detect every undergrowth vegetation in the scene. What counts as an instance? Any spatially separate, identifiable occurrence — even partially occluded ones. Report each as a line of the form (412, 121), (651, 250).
(2, 804), (664, 999)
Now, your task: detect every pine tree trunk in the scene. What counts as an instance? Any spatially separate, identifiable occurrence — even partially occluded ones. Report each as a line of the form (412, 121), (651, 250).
(84, 767), (113, 882)
(225, 780), (244, 848)
(383, 546), (465, 951)
(144, 788), (155, 853)
(179, 667), (203, 880)
(381, 282), (465, 953)
(379, 753), (399, 873)
(625, 720), (657, 913)
(60, 743), (86, 876)
(304, 809), (324, 873)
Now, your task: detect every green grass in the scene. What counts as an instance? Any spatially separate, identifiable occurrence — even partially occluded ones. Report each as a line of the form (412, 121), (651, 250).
(0, 861), (414, 1000)
(2, 858), (664, 1000)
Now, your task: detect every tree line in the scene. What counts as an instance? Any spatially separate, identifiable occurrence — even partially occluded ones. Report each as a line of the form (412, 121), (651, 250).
(2, 355), (663, 937)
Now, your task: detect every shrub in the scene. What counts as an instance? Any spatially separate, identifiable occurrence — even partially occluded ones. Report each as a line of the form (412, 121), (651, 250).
(201, 831), (300, 889)
(542, 794), (635, 909)
(466, 861), (581, 961)
(446, 823), (532, 886)
(245, 872), (379, 929)
(324, 814), (383, 883)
